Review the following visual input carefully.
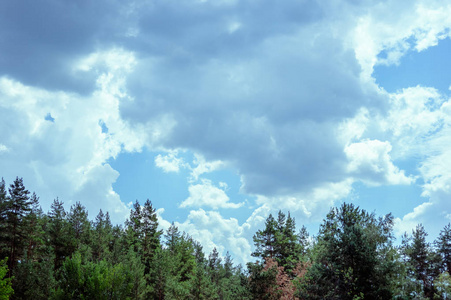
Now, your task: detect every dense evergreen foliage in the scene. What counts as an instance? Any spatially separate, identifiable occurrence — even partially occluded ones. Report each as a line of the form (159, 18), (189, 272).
(0, 177), (450, 299)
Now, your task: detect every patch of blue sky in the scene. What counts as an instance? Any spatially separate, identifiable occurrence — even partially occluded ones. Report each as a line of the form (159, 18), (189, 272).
(348, 181), (426, 222)
(393, 156), (423, 178)
(44, 113), (55, 122)
(109, 148), (254, 224)
(99, 120), (108, 134)
(108, 150), (190, 222)
(374, 38), (451, 94)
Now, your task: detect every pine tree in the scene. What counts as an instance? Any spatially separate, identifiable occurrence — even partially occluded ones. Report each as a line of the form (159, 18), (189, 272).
(125, 200), (143, 254)
(403, 224), (441, 299)
(67, 202), (91, 251)
(48, 198), (73, 271)
(208, 247), (222, 285)
(436, 223), (451, 275)
(165, 223), (181, 253)
(12, 192), (56, 299)
(253, 211), (304, 278)
(303, 203), (395, 299)
(277, 212), (302, 276)
(164, 226), (196, 299)
(92, 209), (113, 262)
(141, 200), (162, 271)
(0, 179), (9, 260)
(151, 247), (170, 300)
(4, 177), (32, 275)
(247, 259), (278, 300)
(141, 199), (162, 298)
(252, 214), (278, 260)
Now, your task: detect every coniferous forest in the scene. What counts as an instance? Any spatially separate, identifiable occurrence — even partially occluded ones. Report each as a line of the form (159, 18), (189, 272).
(1, 176), (451, 299)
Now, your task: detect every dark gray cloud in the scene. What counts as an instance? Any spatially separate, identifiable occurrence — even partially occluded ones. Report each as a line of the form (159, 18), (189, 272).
(0, 0), (386, 197)
(118, 1), (384, 196)
(0, 0), (131, 93)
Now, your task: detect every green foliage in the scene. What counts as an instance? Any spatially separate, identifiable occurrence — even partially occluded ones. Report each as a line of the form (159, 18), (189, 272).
(53, 251), (138, 300)
(0, 258), (13, 300)
(252, 211), (304, 277)
(12, 255), (55, 299)
(68, 202), (91, 251)
(436, 224), (451, 275)
(123, 248), (147, 300)
(4, 176), (451, 300)
(247, 260), (278, 300)
(91, 209), (113, 262)
(48, 198), (75, 271)
(402, 224), (442, 299)
(164, 226), (196, 299)
(302, 203), (395, 299)
(4, 177), (32, 275)
(0, 178), (247, 299)
(434, 272), (451, 299)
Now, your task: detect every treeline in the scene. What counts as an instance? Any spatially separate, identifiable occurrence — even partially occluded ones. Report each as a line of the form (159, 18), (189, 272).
(0, 177), (450, 299)
(247, 206), (451, 299)
(0, 177), (249, 299)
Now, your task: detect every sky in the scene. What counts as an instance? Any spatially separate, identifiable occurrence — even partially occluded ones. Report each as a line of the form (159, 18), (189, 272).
(1, 0), (451, 264)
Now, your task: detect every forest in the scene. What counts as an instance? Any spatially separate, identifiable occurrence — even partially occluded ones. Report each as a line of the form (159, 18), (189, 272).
(0, 176), (450, 299)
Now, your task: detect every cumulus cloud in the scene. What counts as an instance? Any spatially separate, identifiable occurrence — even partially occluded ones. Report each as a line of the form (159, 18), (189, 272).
(180, 179), (244, 209)
(0, 47), (144, 223)
(2, 0), (451, 260)
(381, 87), (445, 157)
(345, 140), (413, 186)
(155, 151), (187, 173)
(351, 0), (451, 78)
(380, 87), (451, 238)
(177, 209), (253, 264)
(190, 154), (225, 182)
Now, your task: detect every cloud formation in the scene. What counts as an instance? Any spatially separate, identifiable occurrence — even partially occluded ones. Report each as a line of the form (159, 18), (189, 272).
(1, 0), (451, 262)
(180, 179), (244, 209)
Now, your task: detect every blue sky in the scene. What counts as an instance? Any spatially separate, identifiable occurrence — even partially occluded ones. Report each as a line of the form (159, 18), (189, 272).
(1, 0), (451, 264)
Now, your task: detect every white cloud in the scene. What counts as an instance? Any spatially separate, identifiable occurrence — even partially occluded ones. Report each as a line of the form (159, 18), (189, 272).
(380, 87), (445, 158)
(345, 139), (414, 186)
(190, 154), (225, 182)
(394, 202), (434, 236)
(0, 48), (147, 223)
(337, 108), (370, 145)
(155, 151), (187, 173)
(2, 0), (451, 262)
(351, 1), (451, 79)
(177, 209), (253, 264)
(254, 179), (354, 224)
(379, 82), (451, 241)
(180, 179), (243, 209)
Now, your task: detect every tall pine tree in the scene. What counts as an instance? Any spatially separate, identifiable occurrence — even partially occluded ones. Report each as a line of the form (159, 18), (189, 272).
(4, 177), (32, 275)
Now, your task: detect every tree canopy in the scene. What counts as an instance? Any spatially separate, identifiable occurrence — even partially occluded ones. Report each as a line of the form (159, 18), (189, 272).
(0, 177), (449, 300)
